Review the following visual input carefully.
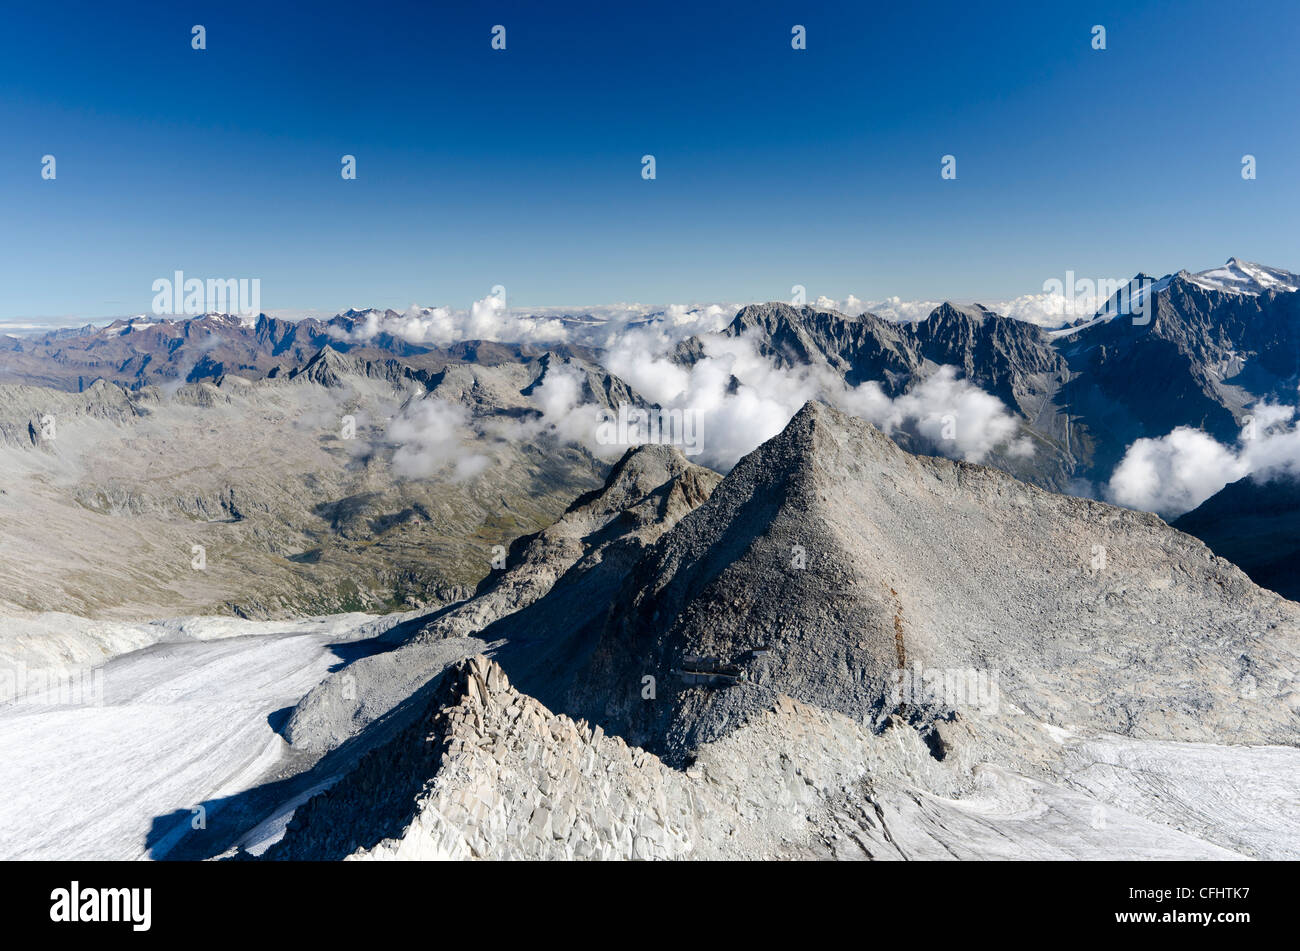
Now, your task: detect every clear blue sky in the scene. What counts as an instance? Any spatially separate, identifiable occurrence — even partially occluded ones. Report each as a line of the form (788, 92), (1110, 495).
(2, 0), (1297, 321)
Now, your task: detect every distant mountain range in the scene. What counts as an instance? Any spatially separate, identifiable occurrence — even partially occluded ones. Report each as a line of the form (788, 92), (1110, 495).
(7, 259), (1297, 488)
(4, 261), (1299, 861)
(0, 309), (611, 392)
(2, 256), (1297, 608)
(673, 259), (1299, 492)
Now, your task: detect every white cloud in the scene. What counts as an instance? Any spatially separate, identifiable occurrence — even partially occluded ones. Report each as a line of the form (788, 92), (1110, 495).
(602, 326), (1030, 471)
(334, 294), (573, 349)
(375, 299), (1034, 479)
(387, 398), (490, 481)
(1106, 404), (1300, 516)
(814, 295), (938, 322)
(517, 361), (618, 458)
(879, 366), (1034, 462)
(811, 292), (1094, 328)
(329, 296), (744, 354)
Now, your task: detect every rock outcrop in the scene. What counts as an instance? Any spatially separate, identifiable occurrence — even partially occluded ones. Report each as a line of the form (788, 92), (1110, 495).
(565, 401), (1300, 767)
(281, 444), (721, 753)
(267, 656), (702, 860)
(266, 654), (1295, 860)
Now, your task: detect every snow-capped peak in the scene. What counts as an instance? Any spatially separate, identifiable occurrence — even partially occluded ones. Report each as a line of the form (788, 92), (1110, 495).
(1183, 258), (1299, 296)
(1046, 273), (1171, 339)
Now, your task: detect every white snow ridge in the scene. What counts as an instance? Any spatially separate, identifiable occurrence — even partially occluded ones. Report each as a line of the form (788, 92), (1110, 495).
(1185, 257), (1300, 295)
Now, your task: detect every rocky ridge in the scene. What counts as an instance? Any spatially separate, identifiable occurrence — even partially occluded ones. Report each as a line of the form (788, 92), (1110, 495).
(566, 402), (1300, 767)
(281, 444), (721, 753)
(259, 401), (1300, 861)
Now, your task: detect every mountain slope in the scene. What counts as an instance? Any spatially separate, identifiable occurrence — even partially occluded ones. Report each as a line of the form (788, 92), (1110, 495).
(239, 402), (1300, 861)
(279, 444), (721, 753)
(0, 352), (614, 618)
(565, 401), (1300, 766)
(1174, 474), (1300, 602)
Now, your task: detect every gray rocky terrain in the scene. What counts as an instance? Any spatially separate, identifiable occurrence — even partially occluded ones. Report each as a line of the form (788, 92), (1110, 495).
(5, 268), (1299, 861)
(0, 345), (621, 618)
(262, 653), (1297, 861)
(254, 401), (1300, 861)
(565, 402), (1300, 766)
(280, 443), (720, 753)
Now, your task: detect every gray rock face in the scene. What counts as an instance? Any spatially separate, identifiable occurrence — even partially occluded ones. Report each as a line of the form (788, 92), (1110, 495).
(288, 345), (420, 389)
(268, 656), (702, 860)
(707, 301), (1071, 484)
(566, 401), (1300, 768)
(912, 302), (1068, 414)
(281, 443), (722, 753)
(697, 276), (1300, 493)
(724, 302), (919, 393)
(1174, 474), (1300, 602)
(266, 653), (1299, 861)
(257, 402), (1300, 862)
(418, 443), (719, 642)
(1046, 271), (1300, 478)
(265, 655), (958, 861)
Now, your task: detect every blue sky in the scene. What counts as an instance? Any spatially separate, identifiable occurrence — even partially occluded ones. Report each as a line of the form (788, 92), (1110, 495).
(2, 0), (1298, 322)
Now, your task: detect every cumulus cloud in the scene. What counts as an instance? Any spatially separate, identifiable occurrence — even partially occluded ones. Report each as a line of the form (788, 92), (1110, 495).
(332, 295), (742, 353)
(992, 290), (1105, 328)
(372, 294), (1033, 481)
(335, 294), (573, 349)
(387, 361), (628, 483)
(387, 398), (490, 481)
(814, 295), (939, 323)
(334, 286), (1094, 355)
(873, 366), (1034, 462)
(505, 361), (619, 458)
(1106, 404), (1300, 516)
(602, 327), (1030, 471)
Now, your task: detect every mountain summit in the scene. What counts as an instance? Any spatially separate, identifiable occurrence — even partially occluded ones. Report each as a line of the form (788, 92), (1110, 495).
(259, 399), (1300, 861)
(566, 400), (1300, 765)
(1184, 257), (1300, 296)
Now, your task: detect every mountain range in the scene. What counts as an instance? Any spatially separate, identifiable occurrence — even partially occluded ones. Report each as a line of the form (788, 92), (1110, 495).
(1, 256), (1298, 861)
(255, 403), (1299, 860)
(7, 257), (1296, 496)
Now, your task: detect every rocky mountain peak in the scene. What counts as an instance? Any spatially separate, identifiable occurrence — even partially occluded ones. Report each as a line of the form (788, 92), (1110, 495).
(564, 397), (1299, 766)
(925, 301), (996, 324)
(293, 344), (353, 386)
(1183, 258), (1300, 296)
